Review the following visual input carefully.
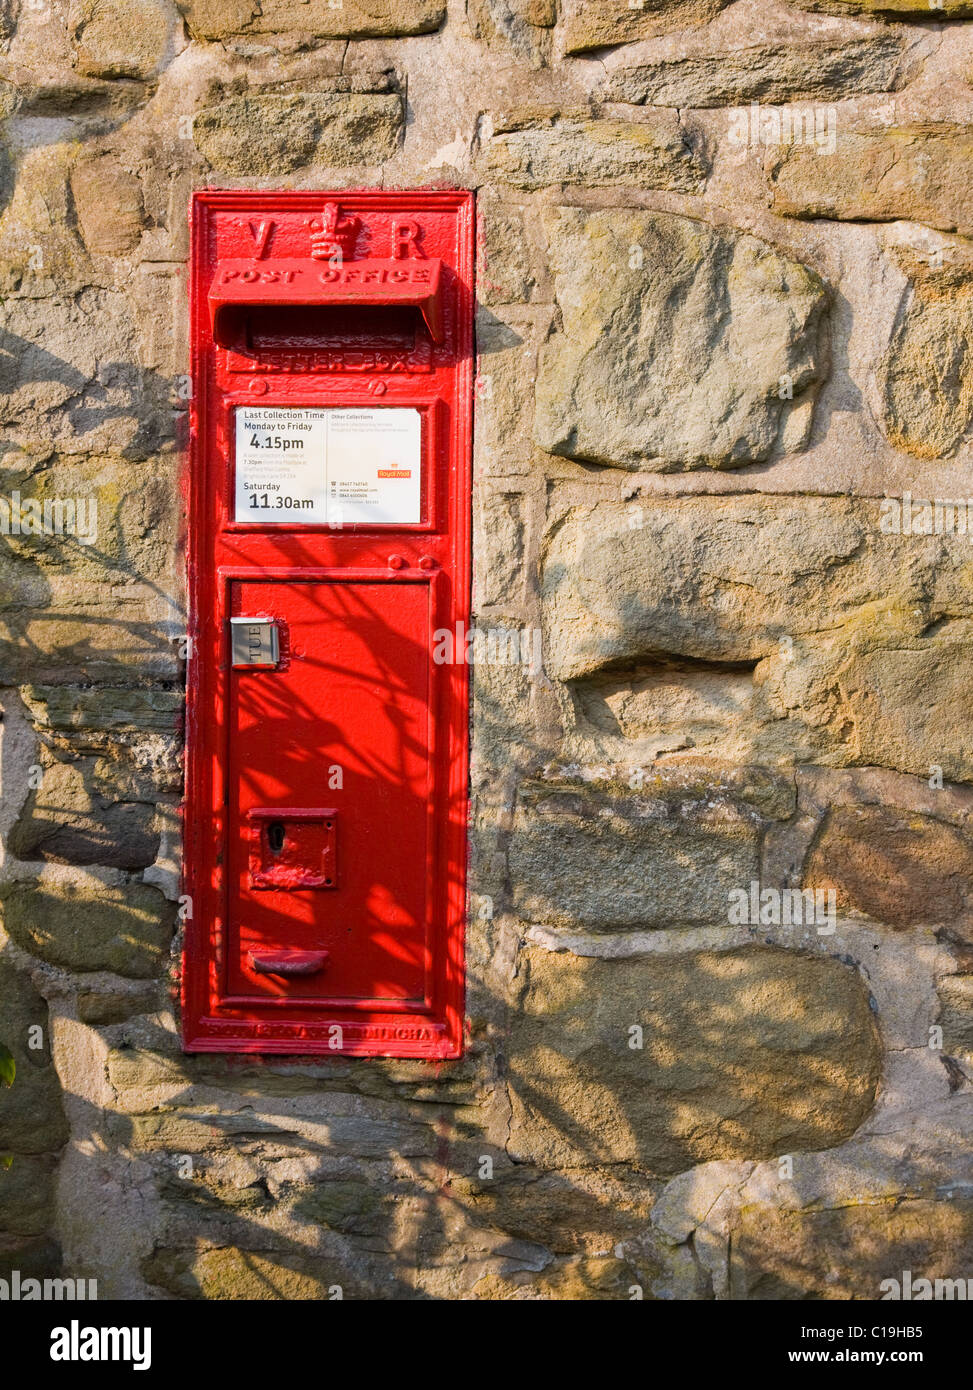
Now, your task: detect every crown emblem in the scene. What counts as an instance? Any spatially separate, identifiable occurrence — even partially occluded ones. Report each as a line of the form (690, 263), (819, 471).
(309, 203), (360, 262)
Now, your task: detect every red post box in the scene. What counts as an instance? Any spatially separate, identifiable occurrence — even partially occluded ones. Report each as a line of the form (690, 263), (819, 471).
(182, 190), (474, 1058)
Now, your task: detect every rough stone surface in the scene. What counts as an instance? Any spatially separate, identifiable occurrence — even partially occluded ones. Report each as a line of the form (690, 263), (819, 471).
(509, 781), (762, 928)
(939, 976), (973, 1055)
(20, 684), (183, 734)
(540, 494), (973, 786)
(192, 93), (403, 175)
(541, 495), (869, 677)
(468, 0), (554, 68)
(0, 956), (66, 1273)
(561, 0), (732, 55)
(70, 158), (145, 257)
(839, 639), (973, 787)
(0, 881), (176, 977)
(877, 262), (973, 458)
(72, 0), (177, 81)
(534, 209), (828, 472)
(0, 958), (69, 1156)
(481, 111), (703, 192)
(8, 755), (160, 869)
(178, 0), (446, 40)
(786, 0), (973, 14)
(804, 805), (973, 930)
(143, 1246), (342, 1300)
(728, 1198), (973, 1300)
(506, 946), (882, 1174)
(599, 37), (906, 108)
(768, 126), (973, 237)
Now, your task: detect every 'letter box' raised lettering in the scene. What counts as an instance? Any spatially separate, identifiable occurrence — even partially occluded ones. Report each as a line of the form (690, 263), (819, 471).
(183, 190), (474, 1057)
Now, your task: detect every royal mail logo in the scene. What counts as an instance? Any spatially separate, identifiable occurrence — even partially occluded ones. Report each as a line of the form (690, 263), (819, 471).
(377, 468), (411, 478)
(309, 202), (361, 261)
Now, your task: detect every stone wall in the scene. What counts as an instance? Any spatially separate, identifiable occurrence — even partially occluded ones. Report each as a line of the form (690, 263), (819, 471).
(1, 0), (972, 1299)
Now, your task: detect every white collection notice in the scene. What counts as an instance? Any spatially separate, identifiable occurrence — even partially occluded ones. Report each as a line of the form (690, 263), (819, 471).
(235, 406), (422, 525)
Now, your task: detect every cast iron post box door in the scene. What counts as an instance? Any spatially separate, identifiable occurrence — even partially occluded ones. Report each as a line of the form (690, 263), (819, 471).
(183, 190), (474, 1057)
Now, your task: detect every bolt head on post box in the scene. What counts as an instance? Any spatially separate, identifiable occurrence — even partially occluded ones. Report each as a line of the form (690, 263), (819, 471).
(183, 189), (474, 1060)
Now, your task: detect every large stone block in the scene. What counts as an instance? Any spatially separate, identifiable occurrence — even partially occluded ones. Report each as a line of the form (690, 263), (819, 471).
(541, 495), (973, 780)
(534, 209), (827, 472)
(467, 0), (554, 68)
(939, 976), (973, 1054)
(192, 92), (402, 175)
(839, 638), (973, 788)
(7, 755), (161, 870)
(541, 494), (973, 675)
(481, 111), (703, 192)
(541, 496), (865, 680)
(474, 487), (526, 607)
(568, 659), (768, 766)
(17, 686), (183, 800)
(472, 1253), (647, 1300)
(476, 195), (543, 306)
(69, 158), (145, 257)
(178, 0), (445, 39)
(0, 881), (176, 978)
(457, 1167), (655, 1255)
(804, 805), (973, 931)
(77, 984), (160, 1025)
(0, 576), (181, 685)
(728, 1197), (973, 1300)
(0, 293), (171, 455)
(786, 0), (973, 14)
(0, 144), (88, 291)
(122, 1103), (436, 1159)
(0, 1154), (61, 1237)
(599, 36), (905, 108)
(767, 126), (973, 237)
(877, 264), (973, 459)
(0, 957), (69, 1157)
(21, 684), (183, 735)
(472, 309), (537, 477)
(0, 1235), (63, 1283)
(506, 946), (882, 1173)
(143, 1245), (341, 1299)
(71, 0), (178, 81)
(0, 453), (178, 588)
(508, 781), (762, 929)
(560, 0), (731, 55)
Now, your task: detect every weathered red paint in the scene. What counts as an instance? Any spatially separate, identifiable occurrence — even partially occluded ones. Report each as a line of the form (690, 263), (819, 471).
(183, 189), (474, 1057)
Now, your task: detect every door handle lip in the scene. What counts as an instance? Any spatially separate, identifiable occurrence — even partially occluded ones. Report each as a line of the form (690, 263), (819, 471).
(248, 948), (329, 976)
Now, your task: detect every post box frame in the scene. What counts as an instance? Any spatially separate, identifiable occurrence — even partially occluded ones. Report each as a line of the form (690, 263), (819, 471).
(182, 189), (474, 1058)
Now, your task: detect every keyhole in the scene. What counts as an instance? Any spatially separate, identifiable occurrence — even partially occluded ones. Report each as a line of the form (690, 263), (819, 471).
(267, 821), (286, 854)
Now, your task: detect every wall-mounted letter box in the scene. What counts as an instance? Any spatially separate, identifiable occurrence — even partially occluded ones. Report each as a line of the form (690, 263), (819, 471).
(183, 190), (474, 1058)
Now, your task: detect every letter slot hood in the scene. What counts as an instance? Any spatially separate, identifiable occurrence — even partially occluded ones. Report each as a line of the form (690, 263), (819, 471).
(209, 258), (445, 348)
